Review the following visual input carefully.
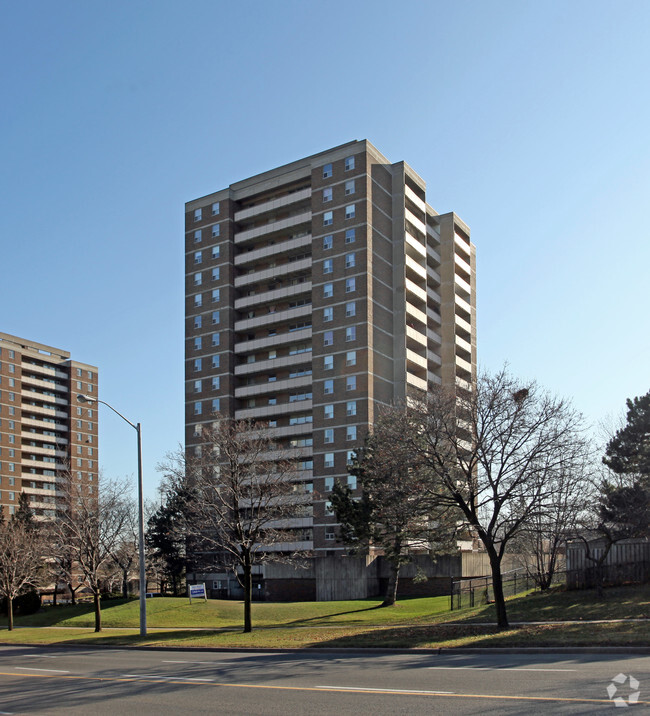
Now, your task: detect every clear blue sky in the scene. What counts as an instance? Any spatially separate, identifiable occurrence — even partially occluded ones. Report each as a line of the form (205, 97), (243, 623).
(2, 1), (649, 501)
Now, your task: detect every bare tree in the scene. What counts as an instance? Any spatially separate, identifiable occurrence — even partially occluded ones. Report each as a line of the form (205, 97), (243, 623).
(161, 417), (309, 632)
(108, 497), (139, 599)
(512, 461), (591, 589)
(407, 369), (592, 629)
(56, 478), (131, 631)
(0, 499), (46, 630)
(331, 407), (458, 606)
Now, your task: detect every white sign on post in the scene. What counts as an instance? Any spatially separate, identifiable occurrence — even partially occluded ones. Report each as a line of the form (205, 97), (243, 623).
(188, 582), (207, 603)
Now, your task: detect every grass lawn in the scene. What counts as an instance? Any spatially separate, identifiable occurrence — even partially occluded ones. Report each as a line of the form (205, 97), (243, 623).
(1, 583), (649, 650)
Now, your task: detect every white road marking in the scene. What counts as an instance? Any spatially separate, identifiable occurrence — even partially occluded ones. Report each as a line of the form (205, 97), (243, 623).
(123, 674), (214, 682)
(20, 655), (58, 659)
(161, 660), (222, 665)
(14, 667), (70, 673)
(427, 666), (577, 672)
(317, 685), (455, 695)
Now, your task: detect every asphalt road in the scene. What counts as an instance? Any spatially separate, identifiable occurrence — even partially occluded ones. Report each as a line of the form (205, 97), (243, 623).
(0, 646), (648, 714)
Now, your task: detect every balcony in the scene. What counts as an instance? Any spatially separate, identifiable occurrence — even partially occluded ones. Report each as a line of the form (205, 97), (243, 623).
(455, 251), (471, 277)
(235, 352), (312, 376)
(406, 348), (427, 371)
(405, 232), (426, 258)
(21, 374), (68, 393)
(21, 389), (68, 407)
(406, 325), (427, 349)
(22, 403), (68, 419)
(427, 306), (442, 325)
(405, 184), (426, 213)
(406, 372), (428, 392)
(405, 207), (427, 240)
(21, 417), (68, 432)
(234, 304), (311, 333)
(405, 277), (427, 304)
(235, 400), (313, 420)
(405, 301), (427, 328)
(21, 362), (68, 380)
(455, 313), (472, 335)
(234, 211), (311, 244)
(234, 281), (312, 310)
(234, 257), (312, 288)
(234, 327), (312, 355)
(405, 254), (427, 281)
(427, 327), (442, 344)
(234, 234), (312, 267)
(235, 374), (312, 398)
(454, 232), (471, 258)
(426, 242), (441, 264)
(455, 293), (472, 317)
(234, 187), (312, 222)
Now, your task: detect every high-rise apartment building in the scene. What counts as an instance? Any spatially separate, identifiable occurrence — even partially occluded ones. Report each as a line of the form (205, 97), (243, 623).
(184, 139), (476, 558)
(0, 333), (98, 520)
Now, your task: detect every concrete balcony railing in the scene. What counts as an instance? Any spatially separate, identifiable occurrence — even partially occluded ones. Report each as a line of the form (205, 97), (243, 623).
(235, 400), (313, 421)
(455, 313), (472, 335)
(455, 293), (472, 317)
(234, 234), (312, 267)
(406, 372), (428, 392)
(405, 300), (428, 328)
(427, 327), (442, 345)
(235, 374), (312, 399)
(234, 211), (311, 244)
(455, 251), (471, 277)
(405, 184), (426, 213)
(405, 207), (427, 240)
(235, 257), (312, 288)
(234, 352), (312, 376)
(21, 417), (68, 432)
(234, 281), (312, 311)
(426, 241), (441, 264)
(234, 328), (312, 355)
(428, 371), (442, 386)
(405, 253), (427, 281)
(405, 277), (427, 304)
(22, 403), (68, 419)
(20, 374), (68, 393)
(21, 430), (68, 445)
(454, 232), (471, 258)
(405, 231), (426, 258)
(21, 362), (68, 380)
(234, 304), (311, 333)
(406, 348), (427, 370)
(234, 187), (312, 222)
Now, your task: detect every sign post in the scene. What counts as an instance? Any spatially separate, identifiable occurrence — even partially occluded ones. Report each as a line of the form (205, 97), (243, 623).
(187, 583), (207, 603)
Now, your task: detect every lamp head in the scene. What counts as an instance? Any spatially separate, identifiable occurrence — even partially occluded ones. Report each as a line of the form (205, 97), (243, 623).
(76, 394), (97, 404)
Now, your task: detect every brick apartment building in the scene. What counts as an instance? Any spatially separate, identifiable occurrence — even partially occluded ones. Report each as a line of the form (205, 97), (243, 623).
(0, 333), (98, 520)
(184, 140), (476, 597)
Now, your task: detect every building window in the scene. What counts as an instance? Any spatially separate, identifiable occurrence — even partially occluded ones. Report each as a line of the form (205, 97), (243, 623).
(323, 187), (332, 202)
(346, 401), (357, 416)
(194, 358), (202, 371)
(345, 228), (356, 244)
(345, 204), (355, 220)
(194, 250), (202, 264)
(322, 163), (332, 178)
(8, 464), (14, 473)
(194, 230), (202, 243)
(194, 380), (202, 393)
(347, 474), (357, 490)
(324, 379), (334, 395)
(194, 401), (202, 415)
(345, 253), (355, 269)
(345, 179), (355, 195)
(324, 428), (334, 443)
(346, 376), (356, 391)
(212, 290), (220, 302)
(209, 311), (219, 325)
(212, 399), (220, 413)
(194, 337), (202, 350)
(212, 224), (220, 238)
(323, 211), (333, 226)
(212, 267), (220, 281)
(210, 333), (219, 347)
(194, 316), (202, 329)
(324, 453), (334, 468)
(345, 156), (355, 171)
(323, 234), (333, 250)
(346, 350), (357, 366)
(212, 245), (220, 259)
(212, 355), (220, 368)
(324, 404), (334, 419)
(194, 294), (202, 307)
(194, 272), (202, 286)
(324, 356), (333, 370)
(325, 526), (335, 540)
(323, 283), (333, 298)
(325, 477), (334, 493)
(346, 425), (357, 441)
(324, 331), (333, 347)
(323, 307), (333, 322)
(194, 208), (202, 222)
(346, 277), (356, 293)
(345, 326), (356, 342)
(323, 259), (333, 274)
(345, 302), (356, 317)
(325, 501), (334, 516)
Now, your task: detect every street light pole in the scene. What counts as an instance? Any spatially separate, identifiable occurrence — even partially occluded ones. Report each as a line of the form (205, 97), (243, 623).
(77, 394), (147, 636)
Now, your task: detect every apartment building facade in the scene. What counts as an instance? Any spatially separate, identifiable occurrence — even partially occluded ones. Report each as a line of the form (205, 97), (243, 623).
(184, 140), (476, 586)
(0, 333), (98, 520)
